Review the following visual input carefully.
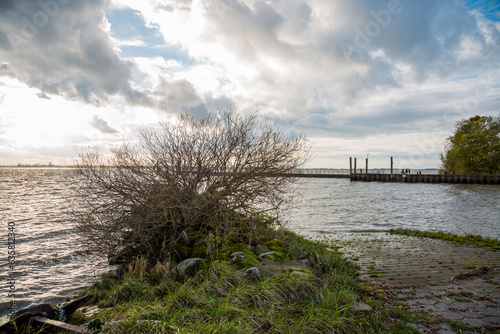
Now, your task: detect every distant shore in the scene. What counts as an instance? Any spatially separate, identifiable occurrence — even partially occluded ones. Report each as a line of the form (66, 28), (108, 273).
(0, 165), (76, 168)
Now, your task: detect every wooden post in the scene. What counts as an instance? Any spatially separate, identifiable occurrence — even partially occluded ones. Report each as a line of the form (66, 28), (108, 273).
(390, 157), (393, 175)
(349, 157), (352, 175)
(354, 158), (357, 174)
(366, 158), (368, 174)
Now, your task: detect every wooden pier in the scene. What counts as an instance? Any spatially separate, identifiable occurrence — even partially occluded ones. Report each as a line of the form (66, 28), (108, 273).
(282, 169), (350, 178)
(350, 173), (500, 184)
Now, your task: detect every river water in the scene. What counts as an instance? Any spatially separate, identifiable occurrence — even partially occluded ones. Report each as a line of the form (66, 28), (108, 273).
(1, 168), (499, 319)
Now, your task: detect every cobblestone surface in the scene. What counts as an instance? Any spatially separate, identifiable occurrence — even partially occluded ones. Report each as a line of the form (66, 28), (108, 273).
(326, 233), (500, 333)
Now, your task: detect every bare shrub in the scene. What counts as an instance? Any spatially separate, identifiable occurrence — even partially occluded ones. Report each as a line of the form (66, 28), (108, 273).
(74, 111), (309, 264)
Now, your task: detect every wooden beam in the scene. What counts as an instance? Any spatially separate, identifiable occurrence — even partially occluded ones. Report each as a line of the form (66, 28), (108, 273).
(32, 316), (92, 334)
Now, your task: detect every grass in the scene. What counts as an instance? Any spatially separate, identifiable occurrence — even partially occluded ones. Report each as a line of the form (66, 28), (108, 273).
(48, 230), (423, 334)
(389, 228), (500, 250)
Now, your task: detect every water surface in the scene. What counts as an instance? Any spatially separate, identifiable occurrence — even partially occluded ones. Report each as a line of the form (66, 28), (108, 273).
(1, 169), (499, 320)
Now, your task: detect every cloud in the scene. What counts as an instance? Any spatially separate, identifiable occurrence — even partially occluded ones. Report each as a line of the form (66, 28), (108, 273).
(0, 0), (148, 106)
(37, 91), (50, 99)
(153, 0), (192, 13)
(89, 115), (119, 134)
(151, 77), (236, 117)
(1, 0), (500, 167)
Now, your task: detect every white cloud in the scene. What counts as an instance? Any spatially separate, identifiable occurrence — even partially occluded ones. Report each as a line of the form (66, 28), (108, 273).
(0, 0), (499, 167)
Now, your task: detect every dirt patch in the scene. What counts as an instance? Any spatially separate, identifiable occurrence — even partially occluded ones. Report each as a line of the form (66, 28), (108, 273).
(325, 233), (500, 333)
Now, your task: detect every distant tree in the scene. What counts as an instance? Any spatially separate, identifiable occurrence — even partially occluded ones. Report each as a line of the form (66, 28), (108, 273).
(440, 115), (500, 174)
(73, 111), (310, 264)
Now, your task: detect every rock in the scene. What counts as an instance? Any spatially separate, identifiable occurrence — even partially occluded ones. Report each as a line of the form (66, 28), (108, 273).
(244, 267), (261, 279)
(257, 259), (314, 279)
(228, 250), (258, 268)
(297, 259), (310, 265)
(176, 258), (202, 276)
(351, 302), (373, 313)
(258, 251), (286, 262)
(289, 271), (312, 278)
(15, 303), (54, 319)
(229, 252), (247, 263)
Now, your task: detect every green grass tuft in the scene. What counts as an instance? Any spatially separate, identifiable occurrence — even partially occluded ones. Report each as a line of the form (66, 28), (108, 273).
(389, 228), (500, 250)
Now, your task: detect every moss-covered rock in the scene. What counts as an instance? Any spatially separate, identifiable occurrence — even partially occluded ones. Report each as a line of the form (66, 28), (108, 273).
(244, 267), (261, 279)
(176, 258), (202, 277)
(285, 267), (312, 274)
(258, 251), (287, 262)
(215, 243), (247, 260)
(228, 250), (258, 269)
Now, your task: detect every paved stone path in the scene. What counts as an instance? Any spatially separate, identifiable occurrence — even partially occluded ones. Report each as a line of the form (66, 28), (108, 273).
(325, 233), (500, 333)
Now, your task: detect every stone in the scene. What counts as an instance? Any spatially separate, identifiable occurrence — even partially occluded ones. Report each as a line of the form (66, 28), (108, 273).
(350, 302), (373, 313)
(228, 250), (258, 268)
(229, 252), (247, 263)
(15, 303), (54, 319)
(244, 267), (261, 279)
(437, 322), (457, 334)
(176, 258), (202, 276)
(297, 259), (310, 265)
(463, 317), (489, 328)
(289, 271), (313, 279)
(258, 251), (286, 262)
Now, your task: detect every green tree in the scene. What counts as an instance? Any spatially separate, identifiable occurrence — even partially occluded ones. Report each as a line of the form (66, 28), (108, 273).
(440, 115), (500, 174)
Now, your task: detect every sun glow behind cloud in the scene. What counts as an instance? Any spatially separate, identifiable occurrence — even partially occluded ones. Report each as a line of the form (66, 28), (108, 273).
(0, 0), (499, 167)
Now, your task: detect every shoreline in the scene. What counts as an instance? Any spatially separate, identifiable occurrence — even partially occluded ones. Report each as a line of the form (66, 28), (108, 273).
(3, 230), (499, 333)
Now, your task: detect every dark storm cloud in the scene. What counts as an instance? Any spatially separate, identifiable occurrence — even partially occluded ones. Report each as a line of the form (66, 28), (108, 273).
(0, 0), (149, 106)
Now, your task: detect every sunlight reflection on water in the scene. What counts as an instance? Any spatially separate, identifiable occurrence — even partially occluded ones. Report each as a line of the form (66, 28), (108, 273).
(0, 169), (498, 320)
(287, 178), (500, 238)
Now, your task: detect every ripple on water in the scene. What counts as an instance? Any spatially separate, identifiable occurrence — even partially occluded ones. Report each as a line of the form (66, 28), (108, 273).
(0, 169), (499, 319)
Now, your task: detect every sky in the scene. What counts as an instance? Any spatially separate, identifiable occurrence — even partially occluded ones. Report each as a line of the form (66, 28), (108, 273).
(0, 0), (499, 169)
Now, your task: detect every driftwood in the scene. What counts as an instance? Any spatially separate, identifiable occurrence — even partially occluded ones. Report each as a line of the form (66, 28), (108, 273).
(31, 316), (92, 333)
(61, 295), (94, 318)
(0, 294), (95, 334)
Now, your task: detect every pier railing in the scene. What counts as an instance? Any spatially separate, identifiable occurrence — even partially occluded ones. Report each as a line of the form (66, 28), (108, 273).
(292, 168), (350, 175)
(350, 173), (500, 184)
